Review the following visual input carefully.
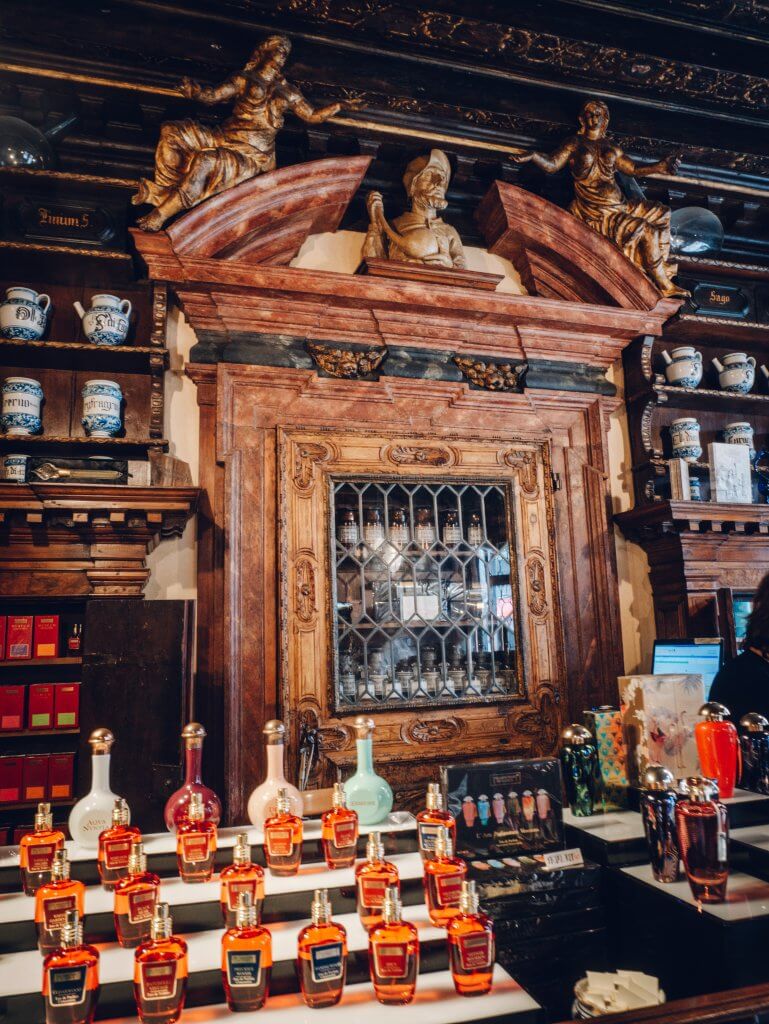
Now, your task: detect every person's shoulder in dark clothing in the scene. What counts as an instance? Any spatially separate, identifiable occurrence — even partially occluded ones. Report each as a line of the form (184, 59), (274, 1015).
(710, 649), (769, 725)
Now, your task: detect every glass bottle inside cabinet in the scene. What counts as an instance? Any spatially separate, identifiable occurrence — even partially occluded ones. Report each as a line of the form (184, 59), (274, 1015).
(331, 479), (523, 711)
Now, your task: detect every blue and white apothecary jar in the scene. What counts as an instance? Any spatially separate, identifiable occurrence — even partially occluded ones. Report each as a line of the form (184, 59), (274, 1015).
(723, 421), (756, 461)
(1, 377), (43, 434)
(82, 379), (122, 437)
(670, 417), (702, 463)
(74, 294), (132, 346)
(712, 353), (756, 394)
(0, 287), (50, 340)
(660, 346), (703, 389)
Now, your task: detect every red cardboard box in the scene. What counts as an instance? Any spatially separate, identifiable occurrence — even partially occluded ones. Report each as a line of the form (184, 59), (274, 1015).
(0, 756), (23, 803)
(0, 616), (6, 660)
(7, 616), (32, 660)
(48, 753), (74, 801)
(54, 683), (80, 729)
(28, 684), (54, 730)
(23, 754), (49, 802)
(33, 615), (60, 659)
(0, 685), (24, 731)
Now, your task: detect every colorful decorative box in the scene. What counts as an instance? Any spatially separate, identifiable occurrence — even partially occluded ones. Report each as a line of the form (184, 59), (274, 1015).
(584, 706), (630, 810)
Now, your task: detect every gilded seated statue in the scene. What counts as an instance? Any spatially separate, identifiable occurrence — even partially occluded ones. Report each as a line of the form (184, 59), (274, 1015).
(363, 149), (466, 269)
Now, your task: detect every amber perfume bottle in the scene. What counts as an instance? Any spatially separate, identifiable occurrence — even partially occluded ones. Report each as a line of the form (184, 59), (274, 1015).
(220, 832), (265, 928)
(447, 880), (495, 997)
(35, 850), (87, 954)
(221, 891), (272, 1012)
(176, 791), (217, 883)
(695, 702), (740, 800)
(423, 825), (467, 927)
(416, 782), (456, 862)
(42, 909), (100, 1024)
(114, 840), (161, 949)
(19, 802), (64, 895)
(297, 888), (348, 1008)
(134, 903), (188, 1024)
(676, 777), (729, 904)
(355, 831), (400, 930)
(264, 787), (303, 877)
(368, 886), (419, 1005)
(639, 765), (679, 883)
(98, 797), (141, 890)
(321, 782), (359, 870)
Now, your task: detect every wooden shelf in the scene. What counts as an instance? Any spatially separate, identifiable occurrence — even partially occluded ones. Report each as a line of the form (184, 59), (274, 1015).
(633, 382), (769, 415)
(0, 240), (130, 263)
(0, 657), (81, 669)
(0, 337), (167, 373)
(666, 313), (769, 345)
(616, 499), (769, 538)
(0, 435), (168, 454)
(0, 799), (75, 812)
(0, 729), (79, 738)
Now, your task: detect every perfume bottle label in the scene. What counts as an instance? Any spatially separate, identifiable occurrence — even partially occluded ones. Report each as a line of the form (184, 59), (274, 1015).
(266, 826), (293, 857)
(27, 843), (56, 872)
(140, 960), (179, 1000)
(128, 887), (157, 924)
(43, 894), (77, 932)
(181, 833), (210, 863)
(373, 941), (409, 979)
(418, 823), (441, 852)
(47, 965), (87, 1007)
(435, 869), (464, 907)
(104, 837), (133, 870)
(226, 949), (262, 987)
(333, 820), (357, 848)
(359, 875), (388, 909)
(225, 879), (257, 911)
(310, 941), (344, 983)
(458, 932), (493, 971)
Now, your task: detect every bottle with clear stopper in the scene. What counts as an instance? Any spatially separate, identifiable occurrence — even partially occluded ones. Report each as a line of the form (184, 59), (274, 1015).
(164, 722), (222, 832)
(247, 719), (304, 827)
(368, 885), (419, 1005)
(297, 888), (348, 1007)
(69, 729), (125, 849)
(42, 909), (100, 1024)
(344, 716), (393, 825)
(447, 880), (495, 997)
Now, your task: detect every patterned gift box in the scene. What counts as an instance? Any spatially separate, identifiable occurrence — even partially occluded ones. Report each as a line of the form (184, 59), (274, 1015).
(584, 706), (629, 811)
(618, 674), (704, 786)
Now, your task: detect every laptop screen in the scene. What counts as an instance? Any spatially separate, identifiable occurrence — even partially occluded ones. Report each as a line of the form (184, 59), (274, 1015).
(652, 639), (724, 692)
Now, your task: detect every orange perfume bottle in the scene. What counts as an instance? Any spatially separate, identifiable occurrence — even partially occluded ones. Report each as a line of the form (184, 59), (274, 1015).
(297, 889), (347, 1008)
(98, 797), (141, 890)
(423, 825), (467, 927)
(220, 831), (265, 928)
(263, 787), (303, 877)
(134, 903), (188, 1024)
(447, 880), (495, 996)
(221, 891), (272, 1012)
(368, 886), (419, 1005)
(176, 791), (217, 883)
(114, 839), (161, 948)
(321, 782), (359, 870)
(355, 831), (400, 930)
(695, 702), (740, 800)
(35, 850), (86, 954)
(19, 802), (64, 895)
(416, 782), (456, 861)
(42, 909), (100, 1024)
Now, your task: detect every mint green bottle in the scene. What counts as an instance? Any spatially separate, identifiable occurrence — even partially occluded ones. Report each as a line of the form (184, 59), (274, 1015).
(344, 716), (393, 825)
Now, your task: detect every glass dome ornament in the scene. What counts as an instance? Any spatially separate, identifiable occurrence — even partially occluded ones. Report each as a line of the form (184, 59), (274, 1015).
(0, 114), (77, 169)
(670, 206), (724, 256)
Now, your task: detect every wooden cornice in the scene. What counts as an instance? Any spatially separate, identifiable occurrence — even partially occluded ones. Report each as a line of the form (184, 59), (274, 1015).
(615, 499), (769, 540)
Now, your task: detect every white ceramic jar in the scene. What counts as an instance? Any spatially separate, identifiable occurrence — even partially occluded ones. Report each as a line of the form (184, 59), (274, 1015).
(723, 421), (755, 459)
(0, 287), (50, 340)
(2, 454), (28, 482)
(670, 417), (702, 463)
(661, 346), (703, 388)
(74, 294), (132, 346)
(82, 379), (122, 437)
(1, 377), (43, 435)
(712, 352), (756, 394)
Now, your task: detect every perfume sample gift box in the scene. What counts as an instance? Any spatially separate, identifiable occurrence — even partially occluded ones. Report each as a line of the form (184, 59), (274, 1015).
(54, 683), (80, 729)
(48, 752), (75, 800)
(619, 674), (705, 785)
(0, 756), (23, 803)
(28, 684), (54, 730)
(33, 615), (59, 659)
(0, 685), (24, 731)
(22, 754), (49, 802)
(6, 616), (32, 660)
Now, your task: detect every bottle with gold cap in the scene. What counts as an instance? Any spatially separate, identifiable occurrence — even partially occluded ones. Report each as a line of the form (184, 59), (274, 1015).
(114, 838), (161, 948)
(247, 719), (304, 828)
(263, 787), (303, 876)
(368, 885), (419, 1005)
(343, 716), (393, 825)
(446, 880), (495, 997)
(321, 782), (359, 869)
(220, 832), (265, 928)
(19, 802), (64, 895)
(416, 782), (456, 861)
(69, 728), (125, 849)
(35, 849), (86, 953)
(297, 889), (347, 1008)
(354, 831), (400, 930)
(164, 721), (222, 832)
(42, 909), (100, 1024)
(176, 791), (217, 883)
(221, 891), (272, 1012)
(134, 903), (188, 1024)
(423, 824), (467, 926)
(97, 797), (141, 890)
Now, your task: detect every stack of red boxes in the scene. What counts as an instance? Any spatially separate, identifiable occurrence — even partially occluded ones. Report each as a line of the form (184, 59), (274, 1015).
(0, 752), (75, 805)
(0, 682), (80, 731)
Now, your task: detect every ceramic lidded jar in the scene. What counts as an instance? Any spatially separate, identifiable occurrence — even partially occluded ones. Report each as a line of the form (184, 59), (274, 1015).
(712, 352), (756, 394)
(0, 287), (50, 340)
(669, 417), (702, 463)
(723, 421), (755, 460)
(82, 379), (122, 437)
(74, 294), (132, 346)
(1, 377), (43, 435)
(660, 346), (702, 388)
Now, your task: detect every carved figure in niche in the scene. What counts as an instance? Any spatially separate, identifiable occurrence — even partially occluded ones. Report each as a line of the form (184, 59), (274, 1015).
(132, 35), (363, 231)
(363, 149), (466, 268)
(512, 99), (686, 298)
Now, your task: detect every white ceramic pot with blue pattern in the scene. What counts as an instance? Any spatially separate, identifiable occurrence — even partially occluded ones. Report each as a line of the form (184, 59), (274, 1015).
(712, 352), (756, 394)
(82, 379), (122, 437)
(74, 294), (132, 346)
(661, 346), (702, 388)
(1, 377), (43, 435)
(3, 454), (28, 482)
(723, 421), (756, 460)
(670, 417), (702, 463)
(0, 287), (51, 340)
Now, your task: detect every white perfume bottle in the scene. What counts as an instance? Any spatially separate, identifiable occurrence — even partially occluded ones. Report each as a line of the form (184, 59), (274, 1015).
(247, 720), (304, 828)
(69, 728), (126, 849)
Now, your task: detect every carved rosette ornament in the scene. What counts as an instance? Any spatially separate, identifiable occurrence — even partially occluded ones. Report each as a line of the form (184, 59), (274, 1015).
(294, 556), (318, 626)
(402, 717), (465, 744)
(307, 341), (387, 379)
(454, 357), (528, 393)
(502, 449), (539, 496)
(526, 557), (548, 616)
(292, 441), (333, 493)
(387, 444), (453, 467)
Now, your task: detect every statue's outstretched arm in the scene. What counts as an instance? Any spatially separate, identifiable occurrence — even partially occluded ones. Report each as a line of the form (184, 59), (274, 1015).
(180, 73), (243, 105)
(283, 83), (363, 123)
(618, 150), (681, 178)
(511, 139), (575, 173)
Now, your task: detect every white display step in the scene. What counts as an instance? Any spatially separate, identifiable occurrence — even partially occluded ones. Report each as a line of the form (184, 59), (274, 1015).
(621, 863), (769, 922)
(104, 966), (541, 1024)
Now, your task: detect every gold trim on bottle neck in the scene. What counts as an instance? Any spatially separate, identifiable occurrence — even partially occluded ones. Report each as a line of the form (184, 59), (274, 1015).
(381, 885), (402, 925)
(233, 832), (250, 865)
(187, 792), (205, 822)
(236, 891), (257, 929)
(181, 722), (206, 748)
(353, 715), (375, 739)
(332, 782), (346, 809)
(311, 888), (332, 926)
(59, 909), (83, 948)
(128, 839), (147, 875)
(111, 796), (129, 826)
(425, 781), (443, 811)
(263, 719), (286, 745)
(151, 902), (173, 941)
(366, 831), (384, 862)
(88, 727), (115, 754)
(51, 849), (70, 882)
(459, 879), (480, 915)
(34, 802), (53, 831)
(434, 825), (453, 859)
(276, 787), (291, 815)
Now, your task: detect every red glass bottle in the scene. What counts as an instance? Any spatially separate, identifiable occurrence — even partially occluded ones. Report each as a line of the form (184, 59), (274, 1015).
(355, 831), (400, 930)
(676, 776), (729, 904)
(176, 791), (217, 883)
(221, 891), (272, 1012)
(297, 889), (347, 1008)
(114, 840), (161, 948)
(416, 782), (456, 861)
(220, 832), (265, 928)
(368, 886), (419, 1005)
(447, 880), (495, 997)
(423, 825), (467, 927)
(263, 787), (303, 877)
(695, 701), (740, 800)
(19, 802), (64, 896)
(164, 722), (222, 832)
(35, 850), (87, 954)
(134, 903), (188, 1024)
(42, 909), (99, 1024)
(98, 797), (141, 890)
(321, 782), (359, 870)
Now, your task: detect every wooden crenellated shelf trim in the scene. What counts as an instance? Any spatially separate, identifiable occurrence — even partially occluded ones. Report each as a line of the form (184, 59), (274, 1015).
(616, 499), (769, 539)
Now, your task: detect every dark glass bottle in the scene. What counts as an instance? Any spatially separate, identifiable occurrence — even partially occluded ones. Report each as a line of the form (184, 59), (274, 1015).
(676, 777), (729, 904)
(559, 724), (598, 816)
(639, 764), (679, 883)
(739, 712), (769, 794)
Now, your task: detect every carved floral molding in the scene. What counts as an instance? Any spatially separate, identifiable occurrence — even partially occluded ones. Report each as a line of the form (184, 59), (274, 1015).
(454, 356), (528, 392)
(307, 341), (387, 379)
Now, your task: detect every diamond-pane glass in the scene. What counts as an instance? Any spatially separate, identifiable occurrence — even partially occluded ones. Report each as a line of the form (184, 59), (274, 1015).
(331, 479), (522, 711)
